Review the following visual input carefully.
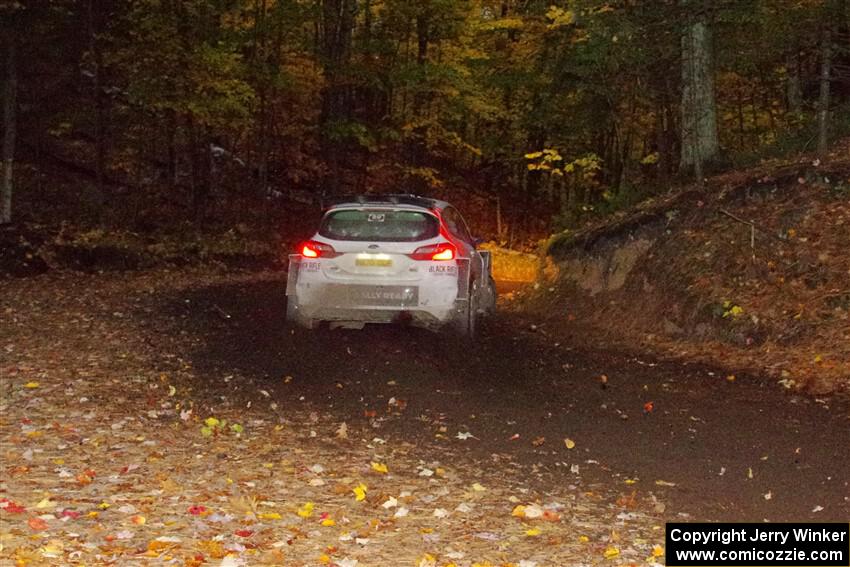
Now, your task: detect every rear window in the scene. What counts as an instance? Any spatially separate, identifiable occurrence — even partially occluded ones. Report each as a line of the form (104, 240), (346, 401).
(319, 209), (440, 242)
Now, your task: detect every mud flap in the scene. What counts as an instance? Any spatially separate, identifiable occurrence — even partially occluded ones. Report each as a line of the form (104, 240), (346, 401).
(453, 258), (471, 320)
(286, 254), (302, 296)
(479, 250), (492, 277)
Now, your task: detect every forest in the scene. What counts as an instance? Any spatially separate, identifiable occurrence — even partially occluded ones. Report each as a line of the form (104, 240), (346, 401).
(1, 0), (848, 243)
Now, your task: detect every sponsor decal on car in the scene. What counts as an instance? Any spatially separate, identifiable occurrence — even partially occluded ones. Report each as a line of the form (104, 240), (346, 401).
(428, 265), (458, 275)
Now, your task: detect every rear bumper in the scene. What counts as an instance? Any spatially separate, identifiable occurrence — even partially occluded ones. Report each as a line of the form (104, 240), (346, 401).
(286, 255), (468, 325)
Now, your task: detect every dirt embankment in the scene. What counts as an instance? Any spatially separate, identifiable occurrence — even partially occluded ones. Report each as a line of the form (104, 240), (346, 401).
(524, 145), (850, 394)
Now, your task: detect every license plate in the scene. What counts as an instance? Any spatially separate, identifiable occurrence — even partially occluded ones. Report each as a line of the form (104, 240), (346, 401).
(356, 258), (393, 267)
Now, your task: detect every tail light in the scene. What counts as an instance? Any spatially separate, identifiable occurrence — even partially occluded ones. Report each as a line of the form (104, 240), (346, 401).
(299, 240), (339, 258)
(409, 242), (456, 261)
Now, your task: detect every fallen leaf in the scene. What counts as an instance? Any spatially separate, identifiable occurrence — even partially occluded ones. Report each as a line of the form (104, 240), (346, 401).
(297, 502), (314, 519)
(28, 517), (48, 531)
(370, 462), (388, 474)
(524, 504), (544, 519)
(336, 422), (349, 439)
(381, 496), (398, 509)
(603, 546), (620, 559)
(2, 501), (26, 513)
(352, 483), (367, 501)
(564, 438), (576, 450)
(394, 507), (409, 518)
(24, 382), (40, 389)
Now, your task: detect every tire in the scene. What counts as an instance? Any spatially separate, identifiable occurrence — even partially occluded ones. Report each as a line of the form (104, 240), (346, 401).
(285, 297), (315, 329)
(483, 276), (497, 315)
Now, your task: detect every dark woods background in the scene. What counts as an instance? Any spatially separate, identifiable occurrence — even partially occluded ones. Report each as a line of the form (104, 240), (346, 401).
(1, 0), (848, 248)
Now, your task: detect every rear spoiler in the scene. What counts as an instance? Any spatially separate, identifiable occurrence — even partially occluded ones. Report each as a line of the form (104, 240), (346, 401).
(327, 194), (438, 209)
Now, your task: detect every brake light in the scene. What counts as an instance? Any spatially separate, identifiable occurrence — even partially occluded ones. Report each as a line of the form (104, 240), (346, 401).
(432, 247), (454, 260)
(299, 240), (338, 258)
(409, 243), (456, 261)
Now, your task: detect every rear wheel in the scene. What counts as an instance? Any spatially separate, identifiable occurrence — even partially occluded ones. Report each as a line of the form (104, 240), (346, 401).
(483, 276), (497, 315)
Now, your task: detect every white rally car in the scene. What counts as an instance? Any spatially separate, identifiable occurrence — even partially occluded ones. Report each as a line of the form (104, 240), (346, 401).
(285, 195), (496, 336)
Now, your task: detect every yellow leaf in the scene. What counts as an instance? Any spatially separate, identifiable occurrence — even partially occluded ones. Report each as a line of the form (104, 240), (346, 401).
(321, 518), (335, 527)
(604, 546), (620, 559)
(624, 479), (638, 485)
(319, 554), (331, 564)
(564, 438), (576, 449)
(258, 512), (282, 520)
(370, 462), (388, 474)
(204, 417), (220, 428)
(524, 151), (543, 160)
(525, 528), (541, 537)
(652, 545), (664, 557)
(352, 483), (367, 501)
(25, 382), (40, 388)
(471, 483), (486, 492)
(579, 535), (590, 543)
(511, 504), (526, 517)
(297, 502), (314, 518)
(131, 515), (146, 525)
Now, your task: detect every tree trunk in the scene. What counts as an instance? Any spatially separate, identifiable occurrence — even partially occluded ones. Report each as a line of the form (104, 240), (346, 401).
(785, 51), (803, 115)
(679, 4), (718, 178)
(2, 29), (16, 225)
(817, 26), (832, 160)
(319, 0), (357, 197)
(87, 0), (107, 199)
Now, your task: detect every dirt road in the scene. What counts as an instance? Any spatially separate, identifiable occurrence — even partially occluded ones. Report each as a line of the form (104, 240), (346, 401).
(1, 269), (848, 566)
(173, 275), (850, 523)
